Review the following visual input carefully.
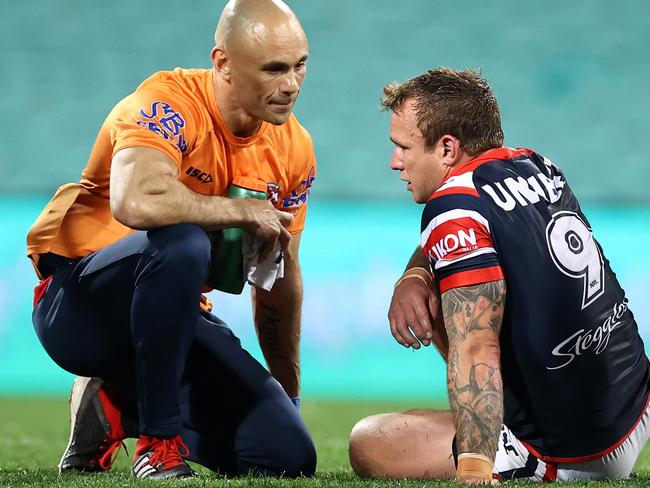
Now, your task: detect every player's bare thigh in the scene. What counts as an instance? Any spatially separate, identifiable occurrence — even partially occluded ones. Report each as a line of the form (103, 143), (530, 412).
(349, 409), (456, 479)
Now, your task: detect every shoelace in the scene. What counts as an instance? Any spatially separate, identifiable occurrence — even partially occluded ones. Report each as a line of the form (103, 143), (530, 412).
(140, 435), (189, 470)
(93, 437), (127, 471)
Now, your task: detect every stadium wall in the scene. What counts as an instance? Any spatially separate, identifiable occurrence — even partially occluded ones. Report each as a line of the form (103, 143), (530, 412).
(1, 0), (648, 202)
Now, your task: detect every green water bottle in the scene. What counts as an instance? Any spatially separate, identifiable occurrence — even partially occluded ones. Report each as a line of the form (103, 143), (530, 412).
(206, 182), (268, 294)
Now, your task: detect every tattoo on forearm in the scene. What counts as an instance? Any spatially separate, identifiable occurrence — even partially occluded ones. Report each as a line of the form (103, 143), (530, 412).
(256, 302), (286, 359)
(443, 280), (505, 460)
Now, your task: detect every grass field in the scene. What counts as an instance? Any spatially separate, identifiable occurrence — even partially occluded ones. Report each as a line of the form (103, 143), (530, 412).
(1, 397), (650, 487)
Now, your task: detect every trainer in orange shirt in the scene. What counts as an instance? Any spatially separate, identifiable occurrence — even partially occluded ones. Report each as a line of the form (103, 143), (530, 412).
(28, 0), (316, 479)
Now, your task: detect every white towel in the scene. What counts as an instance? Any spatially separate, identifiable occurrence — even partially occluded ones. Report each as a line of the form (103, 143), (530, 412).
(242, 233), (285, 291)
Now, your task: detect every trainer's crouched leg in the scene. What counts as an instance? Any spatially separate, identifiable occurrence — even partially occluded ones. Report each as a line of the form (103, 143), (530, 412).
(282, 416), (317, 477)
(180, 314), (316, 478)
(264, 409), (316, 477)
(236, 395), (317, 477)
(349, 410), (456, 480)
(145, 224), (212, 283)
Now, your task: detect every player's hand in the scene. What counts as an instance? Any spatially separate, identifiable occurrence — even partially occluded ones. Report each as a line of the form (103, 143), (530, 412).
(237, 199), (294, 262)
(388, 275), (441, 349)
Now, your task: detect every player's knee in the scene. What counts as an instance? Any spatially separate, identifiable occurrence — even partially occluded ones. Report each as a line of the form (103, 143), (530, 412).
(349, 415), (384, 478)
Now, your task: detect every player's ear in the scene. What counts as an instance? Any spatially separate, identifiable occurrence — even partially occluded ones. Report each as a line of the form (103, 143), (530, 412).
(211, 46), (231, 80)
(439, 135), (462, 167)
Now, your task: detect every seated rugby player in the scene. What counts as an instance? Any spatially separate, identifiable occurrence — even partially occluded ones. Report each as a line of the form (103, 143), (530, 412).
(349, 67), (650, 484)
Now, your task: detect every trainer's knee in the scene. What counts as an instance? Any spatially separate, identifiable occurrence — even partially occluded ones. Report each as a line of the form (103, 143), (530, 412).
(149, 224), (211, 277)
(275, 424), (317, 477)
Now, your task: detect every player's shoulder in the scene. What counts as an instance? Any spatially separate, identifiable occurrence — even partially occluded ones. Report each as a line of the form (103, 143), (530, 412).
(424, 170), (486, 223)
(468, 146), (567, 184)
(424, 147), (556, 214)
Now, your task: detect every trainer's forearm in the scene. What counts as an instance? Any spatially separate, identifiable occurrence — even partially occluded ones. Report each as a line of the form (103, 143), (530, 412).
(442, 281), (505, 461)
(252, 236), (303, 397)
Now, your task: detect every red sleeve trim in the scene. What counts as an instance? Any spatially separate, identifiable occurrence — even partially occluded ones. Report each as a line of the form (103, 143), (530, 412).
(439, 266), (504, 293)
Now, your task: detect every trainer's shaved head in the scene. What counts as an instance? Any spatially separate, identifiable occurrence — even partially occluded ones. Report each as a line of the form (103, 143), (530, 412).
(215, 0), (305, 53)
(211, 0), (309, 133)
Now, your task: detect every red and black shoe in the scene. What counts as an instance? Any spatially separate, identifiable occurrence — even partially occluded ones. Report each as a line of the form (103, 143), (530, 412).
(58, 377), (130, 473)
(132, 434), (194, 479)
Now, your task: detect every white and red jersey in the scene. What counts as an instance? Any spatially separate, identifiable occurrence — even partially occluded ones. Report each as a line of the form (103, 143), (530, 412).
(422, 147), (650, 461)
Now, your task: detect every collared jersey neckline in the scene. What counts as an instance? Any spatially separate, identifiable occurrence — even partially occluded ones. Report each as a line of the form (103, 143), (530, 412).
(429, 147), (534, 201)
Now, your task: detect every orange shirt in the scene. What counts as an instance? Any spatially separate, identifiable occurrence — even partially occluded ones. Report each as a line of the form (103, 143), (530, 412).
(27, 68), (316, 278)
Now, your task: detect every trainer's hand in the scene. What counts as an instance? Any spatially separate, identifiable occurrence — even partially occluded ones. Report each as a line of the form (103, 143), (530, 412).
(388, 274), (440, 349)
(237, 199), (293, 262)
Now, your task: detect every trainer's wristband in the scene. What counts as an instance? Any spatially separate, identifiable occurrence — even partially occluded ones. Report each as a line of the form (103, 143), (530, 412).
(457, 453), (494, 482)
(394, 266), (433, 290)
(290, 396), (301, 410)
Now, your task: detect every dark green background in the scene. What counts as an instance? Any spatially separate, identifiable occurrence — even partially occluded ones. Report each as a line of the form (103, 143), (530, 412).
(1, 0), (649, 201)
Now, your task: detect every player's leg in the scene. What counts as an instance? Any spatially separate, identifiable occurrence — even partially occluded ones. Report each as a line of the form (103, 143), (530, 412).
(348, 413), (549, 482)
(179, 311), (316, 477)
(348, 410), (456, 479)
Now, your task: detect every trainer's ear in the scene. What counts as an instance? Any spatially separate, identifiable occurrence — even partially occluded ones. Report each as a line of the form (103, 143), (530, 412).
(439, 135), (463, 168)
(211, 46), (231, 80)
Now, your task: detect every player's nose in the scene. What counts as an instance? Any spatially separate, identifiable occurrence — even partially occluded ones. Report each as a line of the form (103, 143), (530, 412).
(389, 149), (403, 171)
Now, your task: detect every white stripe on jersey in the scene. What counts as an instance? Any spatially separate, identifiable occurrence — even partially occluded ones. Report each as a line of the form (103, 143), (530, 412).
(420, 209), (491, 248)
(436, 172), (476, 193)
(434, 247), (497, 270)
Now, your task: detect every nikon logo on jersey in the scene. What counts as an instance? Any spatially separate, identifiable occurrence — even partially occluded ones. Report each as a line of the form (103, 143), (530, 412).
(482, 171), (565, 211)
(421, 210), (496, 270)
(430, 229), (478, 261)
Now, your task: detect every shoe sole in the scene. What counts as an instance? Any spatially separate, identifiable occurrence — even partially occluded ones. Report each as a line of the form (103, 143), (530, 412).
(58, 376), (98, 473)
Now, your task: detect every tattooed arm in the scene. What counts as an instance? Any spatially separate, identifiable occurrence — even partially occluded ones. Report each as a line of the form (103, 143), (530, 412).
(251, 233), (303, 398)
(442, 279), (506, 466)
